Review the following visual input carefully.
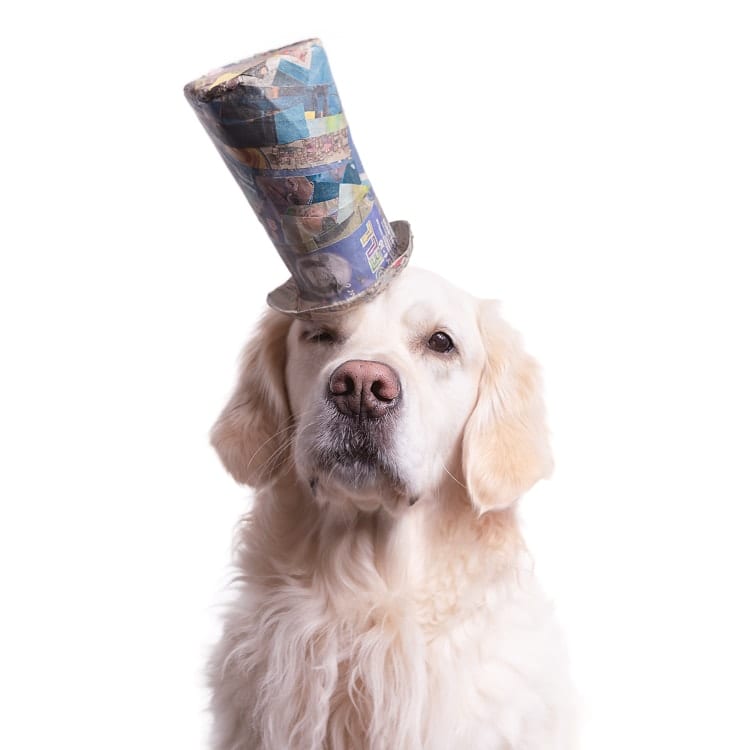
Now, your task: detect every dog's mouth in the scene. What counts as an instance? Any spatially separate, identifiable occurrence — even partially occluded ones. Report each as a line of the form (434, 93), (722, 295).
(306, 411), (405, 493)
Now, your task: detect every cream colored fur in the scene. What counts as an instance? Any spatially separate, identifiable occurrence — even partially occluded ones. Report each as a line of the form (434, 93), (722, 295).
(209, 268), (574, 749)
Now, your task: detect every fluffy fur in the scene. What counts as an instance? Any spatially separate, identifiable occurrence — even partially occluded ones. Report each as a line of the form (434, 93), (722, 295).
(209, 268), (574, 749)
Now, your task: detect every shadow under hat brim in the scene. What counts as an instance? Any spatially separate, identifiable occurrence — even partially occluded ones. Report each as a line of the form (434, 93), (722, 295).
(266, 220), (413, 319)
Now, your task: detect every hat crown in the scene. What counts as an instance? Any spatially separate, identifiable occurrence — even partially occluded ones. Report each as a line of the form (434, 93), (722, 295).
(184, 39), (411, 316)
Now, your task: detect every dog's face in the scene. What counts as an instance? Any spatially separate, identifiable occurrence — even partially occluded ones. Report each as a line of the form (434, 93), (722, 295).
(212, 267), (552, 515)
(285, 269), (485, 513)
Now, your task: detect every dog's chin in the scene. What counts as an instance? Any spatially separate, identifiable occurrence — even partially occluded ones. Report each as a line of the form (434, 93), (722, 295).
(303, 452), (413, 516)
(297, 412), (417, 515)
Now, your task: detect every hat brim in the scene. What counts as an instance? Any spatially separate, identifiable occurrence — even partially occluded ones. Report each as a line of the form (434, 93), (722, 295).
(266, 220), (413, 318)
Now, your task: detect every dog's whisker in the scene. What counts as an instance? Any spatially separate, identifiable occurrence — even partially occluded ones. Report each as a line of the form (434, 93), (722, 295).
(248, 416), (321, 480)
(244, 408), (319, 475)
(439, 459), (467, 490)
(244, 420), (298, 474)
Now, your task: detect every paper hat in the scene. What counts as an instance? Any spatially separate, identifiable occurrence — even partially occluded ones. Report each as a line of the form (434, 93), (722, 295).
(184, 38), (412, 317)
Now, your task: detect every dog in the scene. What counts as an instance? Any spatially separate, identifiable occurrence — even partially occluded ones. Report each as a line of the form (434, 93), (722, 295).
(208, 267), (574, 749)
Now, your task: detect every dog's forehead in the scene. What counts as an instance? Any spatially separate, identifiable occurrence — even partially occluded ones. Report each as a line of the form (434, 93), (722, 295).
(294, 268), (480, 341)
(362, 267), (477, 326)
(390, 267), (473, 304)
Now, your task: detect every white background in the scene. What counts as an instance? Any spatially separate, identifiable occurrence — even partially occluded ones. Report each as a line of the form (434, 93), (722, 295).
(2, 1), (749, 748)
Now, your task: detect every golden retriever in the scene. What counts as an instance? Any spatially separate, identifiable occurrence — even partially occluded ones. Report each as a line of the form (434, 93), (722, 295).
(209, 267), (574, 749)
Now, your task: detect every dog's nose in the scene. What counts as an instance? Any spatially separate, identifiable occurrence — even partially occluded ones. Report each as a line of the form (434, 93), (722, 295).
(328, 360), (401, 419)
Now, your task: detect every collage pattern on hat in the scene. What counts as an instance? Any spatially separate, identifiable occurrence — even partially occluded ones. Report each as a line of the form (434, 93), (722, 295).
(185, 39), (411, 315)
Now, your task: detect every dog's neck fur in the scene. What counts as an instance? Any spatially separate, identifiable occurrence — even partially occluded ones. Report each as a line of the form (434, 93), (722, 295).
(217, 474), (532, 749)
(238, 471), (525, 630)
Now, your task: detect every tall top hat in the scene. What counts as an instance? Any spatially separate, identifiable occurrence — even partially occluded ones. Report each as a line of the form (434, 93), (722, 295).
(184, 38), (412, 317)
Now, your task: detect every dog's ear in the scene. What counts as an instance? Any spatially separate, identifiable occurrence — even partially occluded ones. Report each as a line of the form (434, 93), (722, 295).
(462, 301), (553, 513)
(211, 309), (293, 487)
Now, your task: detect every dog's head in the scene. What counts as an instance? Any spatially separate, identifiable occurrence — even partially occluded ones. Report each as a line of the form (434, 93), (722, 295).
(212, 268), (552, 515)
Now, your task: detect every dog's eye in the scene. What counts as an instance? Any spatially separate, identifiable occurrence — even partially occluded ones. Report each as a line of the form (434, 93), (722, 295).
(304, 329), (335, 345)
(427, 331), (454, 353)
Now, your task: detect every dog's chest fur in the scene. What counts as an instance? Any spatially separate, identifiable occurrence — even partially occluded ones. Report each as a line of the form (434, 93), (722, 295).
(209, 484), (572, 750)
